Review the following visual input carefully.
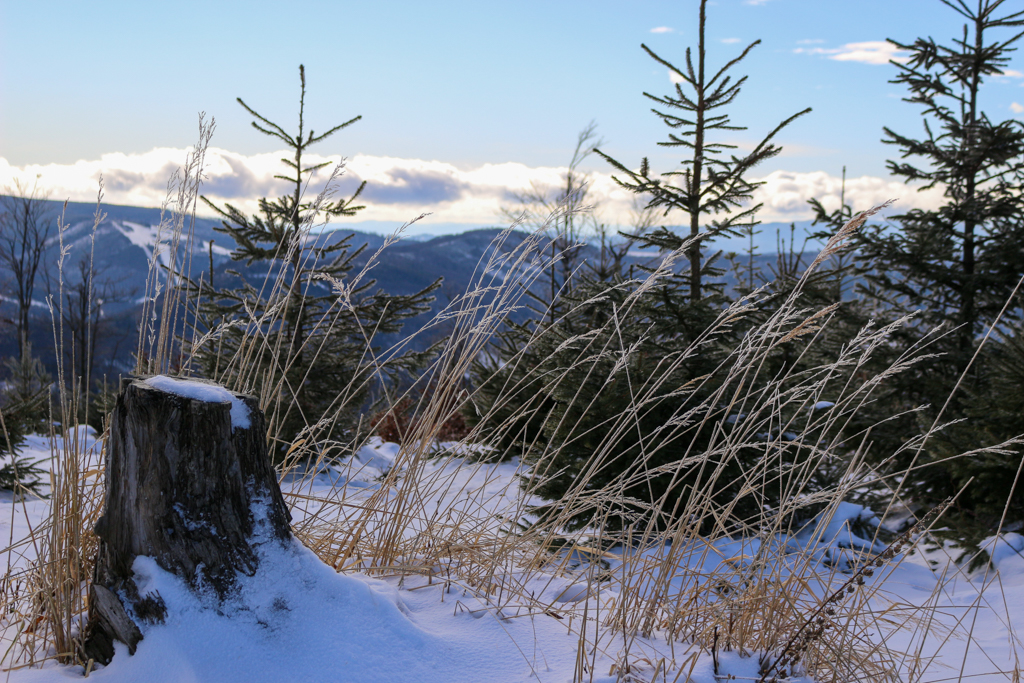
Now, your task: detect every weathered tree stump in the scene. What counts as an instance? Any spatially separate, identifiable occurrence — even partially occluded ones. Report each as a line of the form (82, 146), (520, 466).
(83, 376), (291, 665)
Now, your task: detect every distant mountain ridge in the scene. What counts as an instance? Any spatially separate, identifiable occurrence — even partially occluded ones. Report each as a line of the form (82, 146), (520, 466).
(3, 197), (834, 313)
(0, 197), (835, 377)
(4, 199), (826, 306)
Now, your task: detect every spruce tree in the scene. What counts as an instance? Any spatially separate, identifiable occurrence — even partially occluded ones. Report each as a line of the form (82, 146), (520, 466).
(595, 0), (809, 304)
(0, 346), (49, 495)
(470, 1), (825, 532)
(856, 0), (1024, 375)
(519, 273), (742, 532)
(933, 322), (1024, 554)
(190, 65), (437, 461)
(852, 0), (1024, 533)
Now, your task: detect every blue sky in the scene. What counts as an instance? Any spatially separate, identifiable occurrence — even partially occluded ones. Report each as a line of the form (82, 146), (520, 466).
(2, 0), (1022, 236)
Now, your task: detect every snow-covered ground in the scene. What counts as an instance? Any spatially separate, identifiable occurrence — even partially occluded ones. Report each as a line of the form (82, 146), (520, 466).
(0, 432), (1021, 682)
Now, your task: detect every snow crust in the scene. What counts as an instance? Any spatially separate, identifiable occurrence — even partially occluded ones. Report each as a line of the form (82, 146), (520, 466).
(145, 375), (251, 430)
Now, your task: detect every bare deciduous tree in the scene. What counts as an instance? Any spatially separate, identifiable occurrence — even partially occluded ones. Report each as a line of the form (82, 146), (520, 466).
(0, 178), (54, 358)
(62, 256), (133, 394)
(502, 122), (602, 321)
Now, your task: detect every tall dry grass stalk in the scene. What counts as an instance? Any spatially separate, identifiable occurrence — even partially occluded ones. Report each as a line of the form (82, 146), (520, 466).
(137, 114), (215, 377)
(0, 117), (216, 669)
(0, 184), (110, 669)
(276, 203), (1022, 682)
(0, 128), (1019, 683)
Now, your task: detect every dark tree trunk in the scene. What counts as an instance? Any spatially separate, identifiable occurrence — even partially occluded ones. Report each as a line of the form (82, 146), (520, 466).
(83, 377), (291, 665)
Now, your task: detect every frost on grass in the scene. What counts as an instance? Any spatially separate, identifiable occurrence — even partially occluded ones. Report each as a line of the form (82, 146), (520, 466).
(145, 375), (251, 430)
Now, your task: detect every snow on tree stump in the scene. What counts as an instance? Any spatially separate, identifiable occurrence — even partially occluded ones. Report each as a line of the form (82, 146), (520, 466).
(83, 376), (292, 665)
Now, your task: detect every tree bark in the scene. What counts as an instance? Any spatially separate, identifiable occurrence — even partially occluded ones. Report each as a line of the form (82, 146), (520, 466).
(83, 377), (291, 665)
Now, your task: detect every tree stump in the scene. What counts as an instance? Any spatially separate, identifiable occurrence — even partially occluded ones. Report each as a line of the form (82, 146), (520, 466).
(83, 376), (291, 665)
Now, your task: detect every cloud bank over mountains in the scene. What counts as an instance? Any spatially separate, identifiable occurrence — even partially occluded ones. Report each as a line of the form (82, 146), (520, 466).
(0, 148), (943, 231)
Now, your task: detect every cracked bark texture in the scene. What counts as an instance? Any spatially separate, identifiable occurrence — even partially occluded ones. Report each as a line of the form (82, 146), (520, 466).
(84, 377), (291, 664)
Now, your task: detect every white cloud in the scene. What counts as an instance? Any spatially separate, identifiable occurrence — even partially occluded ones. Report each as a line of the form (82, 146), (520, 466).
(1011, 102), (1024, 114)
(0, 149), (608, 227)
(650, 26), (674, 34)
(744, 0), (773, 5)
(797, 39), (825, 45)
(750, 170), (944, 220)
(0, 151), (947, 228)
(794, 41), (909, 65)
(997, 69), (1024, 79)
(669, 69), (685, 85)
(721, 37), (742, 44)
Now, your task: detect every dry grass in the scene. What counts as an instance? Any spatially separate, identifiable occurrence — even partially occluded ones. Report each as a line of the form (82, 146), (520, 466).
(0, 184), (110, 668)
(0, 132), (1020, 683)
